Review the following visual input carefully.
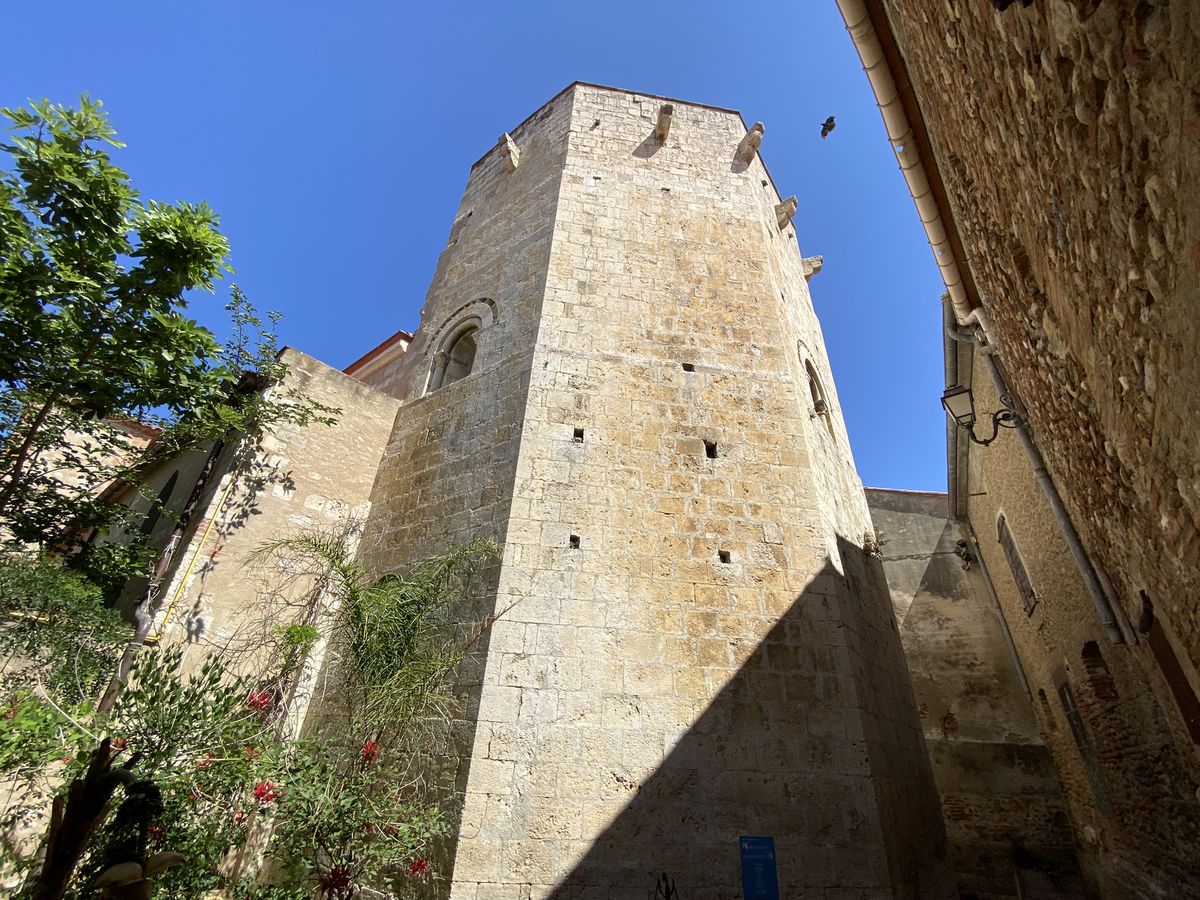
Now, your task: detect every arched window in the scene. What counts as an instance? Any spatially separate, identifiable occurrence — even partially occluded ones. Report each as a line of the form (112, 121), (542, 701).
(442, 326), (478, 386)
(803, 358), (834, 437)
(805, 360), (828, 416)
(428, 320), (480, 392)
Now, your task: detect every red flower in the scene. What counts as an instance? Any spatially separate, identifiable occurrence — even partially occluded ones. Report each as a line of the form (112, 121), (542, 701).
(247, 690), (272, 714)
(110, 737), (128, 751)
(148, 824), (166, 847)
(253, 780), (280, 804)
(361, 739), (381, 763)
(197, 754), (214, 770)
(244, 745), (261, 759)
(408, 859), (429, 877)
(232, 809), (249, 826)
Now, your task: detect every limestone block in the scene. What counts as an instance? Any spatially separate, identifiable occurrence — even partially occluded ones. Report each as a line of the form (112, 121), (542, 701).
(499, 132), (520, 171)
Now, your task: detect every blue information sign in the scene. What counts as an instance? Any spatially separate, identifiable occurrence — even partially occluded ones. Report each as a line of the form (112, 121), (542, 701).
(739, 836), (779, 900)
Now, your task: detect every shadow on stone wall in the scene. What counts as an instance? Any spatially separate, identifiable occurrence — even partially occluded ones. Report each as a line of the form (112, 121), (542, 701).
(527, 537), (948, 899)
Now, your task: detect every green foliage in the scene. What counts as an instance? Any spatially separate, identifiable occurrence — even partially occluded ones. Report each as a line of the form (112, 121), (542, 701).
(274, 623), (319, 653)
(259, 738), (449, 898)
(255, 533), (500, 744)
(69, 539), (157, 603)
(0, 538), (501, 898)
(0, 96), (229, 540)
(89, 647), (275, 900)
(0, 555), (129, 698)
(0, 691), (93, 777)
(0, 98), (338, 555)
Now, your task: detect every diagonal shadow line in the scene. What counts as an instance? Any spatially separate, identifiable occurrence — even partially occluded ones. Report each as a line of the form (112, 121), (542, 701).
(450, 536), (950, 898)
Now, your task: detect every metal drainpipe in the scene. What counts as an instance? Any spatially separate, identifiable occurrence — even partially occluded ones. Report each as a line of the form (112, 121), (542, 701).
(840, 0), (1128, 645)
(976, 350), (1126, 645)
(835, 0), (977, 327)
(943, 296), (962, 519)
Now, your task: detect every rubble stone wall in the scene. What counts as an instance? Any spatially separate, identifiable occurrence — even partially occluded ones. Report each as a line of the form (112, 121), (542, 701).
(876, 0), (1200, 705)
(964, 354), (1200, 899)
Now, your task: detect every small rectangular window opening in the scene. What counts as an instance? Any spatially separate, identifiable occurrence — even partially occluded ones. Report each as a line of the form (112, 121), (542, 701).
(568, 534), (581, 550)
(704, 440), (718, 459)
(573, 427), (585, 442)
(681, 362), (695, 372)
(718, 550), (732, 564)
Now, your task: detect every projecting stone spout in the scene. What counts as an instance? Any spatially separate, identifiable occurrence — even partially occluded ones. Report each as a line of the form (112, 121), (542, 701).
(654, 104), (674, 142)
(737, 122), (765, 162)
(776, 196), (798, 229)
(499, 132), (520, 171)
(801, 255), (824, 280)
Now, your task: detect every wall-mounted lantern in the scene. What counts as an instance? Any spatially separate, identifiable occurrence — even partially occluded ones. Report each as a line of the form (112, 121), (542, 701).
(941, 385), (1019, 445)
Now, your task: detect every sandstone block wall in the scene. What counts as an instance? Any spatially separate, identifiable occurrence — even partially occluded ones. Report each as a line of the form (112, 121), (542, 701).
(145, 350), (400, 678)
(867, 488), (1083, 900)
(360, 83), (951, 899)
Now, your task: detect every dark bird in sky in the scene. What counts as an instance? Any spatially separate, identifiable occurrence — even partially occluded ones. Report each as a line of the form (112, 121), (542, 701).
(820, 116), (836, 139)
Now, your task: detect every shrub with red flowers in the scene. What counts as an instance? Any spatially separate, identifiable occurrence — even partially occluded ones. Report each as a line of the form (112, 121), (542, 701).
(257, 735), (449, 898)
(0, 532), (499, 900)
(253, 780), (281, 804)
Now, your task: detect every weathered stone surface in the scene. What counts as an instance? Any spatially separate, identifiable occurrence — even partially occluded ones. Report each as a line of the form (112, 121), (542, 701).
(142, 350), (400, 683)
(880, 0), (1200, 646)
(868, 488), (1085, 899)
(357, 83), (953, 899)
(877, 1), (1200, 896)
(961, 357), (1200, 899)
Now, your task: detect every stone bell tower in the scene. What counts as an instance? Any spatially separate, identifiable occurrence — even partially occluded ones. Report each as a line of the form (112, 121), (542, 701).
(356, 82), (951, 899)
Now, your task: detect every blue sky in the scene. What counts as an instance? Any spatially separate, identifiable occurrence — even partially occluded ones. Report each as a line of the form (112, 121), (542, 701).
(2, 1), (948, 491)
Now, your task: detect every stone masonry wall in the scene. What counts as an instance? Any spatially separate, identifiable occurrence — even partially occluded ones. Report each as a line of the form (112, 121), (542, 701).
(877, 0), (1200, 748)
(411, 84), (951, 900)
(354, 90), (575, 897)
(149, 349), (401, 678)
(964, 353), (1200, 899)
(867, 488), (1084, 900)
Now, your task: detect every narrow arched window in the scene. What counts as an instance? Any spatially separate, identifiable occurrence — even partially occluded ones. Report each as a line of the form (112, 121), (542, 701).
(441, 326), (477, 386)
(428, 321), (481, 392)
(803, 358), (835, 438)
(805, 360), (828, 416)
(997, 513), (1037, 615)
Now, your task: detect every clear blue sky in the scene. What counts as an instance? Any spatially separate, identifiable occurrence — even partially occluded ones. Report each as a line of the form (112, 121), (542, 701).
(2, 1), (949, 492)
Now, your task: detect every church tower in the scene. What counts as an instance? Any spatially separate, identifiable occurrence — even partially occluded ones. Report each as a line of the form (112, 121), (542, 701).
(357, 83), (951, 899)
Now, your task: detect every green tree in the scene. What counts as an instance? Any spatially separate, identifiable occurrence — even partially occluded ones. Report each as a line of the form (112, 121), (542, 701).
(0, 97), (228, 529)
(0, 97), (336, 561)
